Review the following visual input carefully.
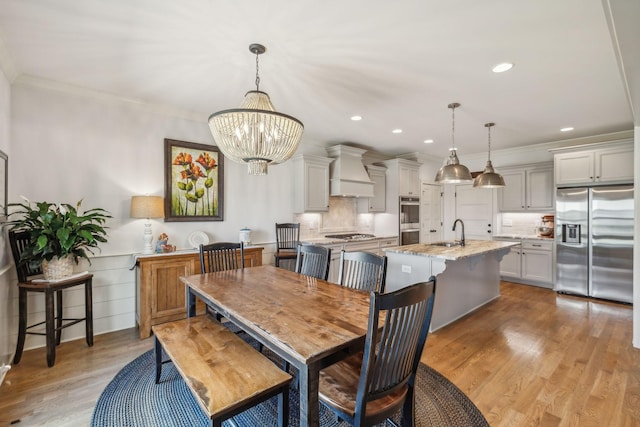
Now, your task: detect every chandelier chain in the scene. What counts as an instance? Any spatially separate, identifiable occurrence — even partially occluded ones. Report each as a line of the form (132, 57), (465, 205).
(255, 51), (261, 92)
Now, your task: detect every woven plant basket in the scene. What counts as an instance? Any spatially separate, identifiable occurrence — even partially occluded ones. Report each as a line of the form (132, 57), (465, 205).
(41, 256), (74, 280)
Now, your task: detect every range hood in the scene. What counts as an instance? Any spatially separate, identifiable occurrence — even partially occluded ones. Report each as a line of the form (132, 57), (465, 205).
(326, 145), (374, 198)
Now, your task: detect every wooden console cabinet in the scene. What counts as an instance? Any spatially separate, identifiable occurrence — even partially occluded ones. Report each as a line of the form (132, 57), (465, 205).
(135, 247), (263, 338)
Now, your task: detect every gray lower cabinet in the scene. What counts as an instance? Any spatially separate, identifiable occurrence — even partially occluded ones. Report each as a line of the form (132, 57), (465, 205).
(323, 238), (398, 283)
(494, 237), (553, 288)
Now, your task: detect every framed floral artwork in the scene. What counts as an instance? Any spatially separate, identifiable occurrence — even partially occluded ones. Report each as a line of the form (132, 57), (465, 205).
(164, 139), (224, 222)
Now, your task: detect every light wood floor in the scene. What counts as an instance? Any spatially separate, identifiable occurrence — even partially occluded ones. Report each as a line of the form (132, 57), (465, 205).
(1, 281), (639, 426)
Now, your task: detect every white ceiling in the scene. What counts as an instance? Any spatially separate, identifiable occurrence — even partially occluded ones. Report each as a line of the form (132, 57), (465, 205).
(0, 0), (635, 159)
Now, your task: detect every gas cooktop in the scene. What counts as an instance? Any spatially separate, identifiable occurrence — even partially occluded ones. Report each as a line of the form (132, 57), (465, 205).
(324, 233), (376, 241)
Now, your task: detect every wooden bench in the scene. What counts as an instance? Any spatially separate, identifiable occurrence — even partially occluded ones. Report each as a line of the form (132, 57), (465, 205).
(153, 315), (292, 427)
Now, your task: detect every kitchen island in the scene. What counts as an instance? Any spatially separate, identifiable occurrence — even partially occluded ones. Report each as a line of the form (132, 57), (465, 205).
(384, 240), (518, 331)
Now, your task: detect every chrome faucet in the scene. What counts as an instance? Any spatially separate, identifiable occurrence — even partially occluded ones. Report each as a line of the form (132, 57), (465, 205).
(452, 219), (465, 246)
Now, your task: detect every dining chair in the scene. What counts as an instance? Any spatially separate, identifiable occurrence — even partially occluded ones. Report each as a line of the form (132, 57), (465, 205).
(337, 250), (388, 293)
(8, 230), (94, 367)
(318, 277), (437, 426)
(295, 244), (331, 281)
(274, 223), (300, 270)
(199, 241), (245, 274)
(199, 242), (244, 323)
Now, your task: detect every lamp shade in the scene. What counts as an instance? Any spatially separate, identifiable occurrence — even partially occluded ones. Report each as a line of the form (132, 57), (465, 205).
(130, 196), (164, 219)
(208, 44), (304, 176)
(434, 103), (473, 184)
(473, 160), (506, 188)
(208, 91), (303, 175)
(473, 122), (505, 188)
(435, 149), (473, 183)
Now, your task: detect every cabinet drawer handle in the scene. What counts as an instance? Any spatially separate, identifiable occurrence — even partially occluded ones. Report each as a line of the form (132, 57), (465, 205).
(532, 244), (541, 247)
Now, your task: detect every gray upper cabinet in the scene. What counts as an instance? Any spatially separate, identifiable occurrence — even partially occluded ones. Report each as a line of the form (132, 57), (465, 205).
(398, 162), (420, 197)
(292, 154), (334, 213)
(553, 141), (634, 186)
(498, 163), (554, 212)
(381, 158), (421, 201)
(357, 165), (387, 213)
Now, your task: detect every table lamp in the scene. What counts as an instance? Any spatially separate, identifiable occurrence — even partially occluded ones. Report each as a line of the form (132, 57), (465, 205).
(130, 195), (164, 254)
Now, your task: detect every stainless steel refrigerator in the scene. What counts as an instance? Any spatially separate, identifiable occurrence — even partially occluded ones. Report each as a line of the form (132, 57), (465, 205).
(555, 185), (634, 303)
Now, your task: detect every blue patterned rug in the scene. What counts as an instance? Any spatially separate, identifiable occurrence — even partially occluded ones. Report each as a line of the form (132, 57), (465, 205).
(91, 347), (488, 426)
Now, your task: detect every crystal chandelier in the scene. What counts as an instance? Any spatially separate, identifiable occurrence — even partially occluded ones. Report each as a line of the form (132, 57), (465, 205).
(434, 103), (473, 183)
(208, 44), (304, 175)
(473, 122), (505, 188)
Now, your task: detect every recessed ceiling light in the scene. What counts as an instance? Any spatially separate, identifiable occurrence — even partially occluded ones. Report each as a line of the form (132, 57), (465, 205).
(424, 139), (434, 144)
(560, 127), (574, 132)
(492, 62), (514, 73)
(392, 129), (402, 134)
(350, 115), (362, 121)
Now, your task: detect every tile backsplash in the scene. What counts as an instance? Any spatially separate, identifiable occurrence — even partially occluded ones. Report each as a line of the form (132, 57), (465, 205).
(294, 197), (374, 239)
(499, 212), (553, 235)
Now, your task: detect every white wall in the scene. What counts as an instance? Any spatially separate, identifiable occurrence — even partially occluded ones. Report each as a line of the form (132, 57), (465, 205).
(635, 126), (639, 348)
(4, 80), (321, 352)
(11, 81), (301, 252)
(0, 64), (13, 376)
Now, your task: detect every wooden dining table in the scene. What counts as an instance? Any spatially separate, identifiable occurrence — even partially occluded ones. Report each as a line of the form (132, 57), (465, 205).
(180, 264), (372, 427)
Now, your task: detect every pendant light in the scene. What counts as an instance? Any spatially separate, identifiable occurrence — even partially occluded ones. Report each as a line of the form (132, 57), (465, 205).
(208, 44), (304, 175)
(434, 103), (473, 183)
(473, 122), (506, 188)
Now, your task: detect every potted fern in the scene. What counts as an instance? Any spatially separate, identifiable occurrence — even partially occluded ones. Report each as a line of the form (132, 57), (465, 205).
(6, 197), (111, 279)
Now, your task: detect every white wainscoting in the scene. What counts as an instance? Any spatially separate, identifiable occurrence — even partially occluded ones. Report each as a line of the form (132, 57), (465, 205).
(4, 244), (278, 353)
(4, 254), (136, 352)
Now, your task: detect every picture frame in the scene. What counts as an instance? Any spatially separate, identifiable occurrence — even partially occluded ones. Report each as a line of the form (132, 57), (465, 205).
(0, 150), (6, 222)
(164, 139), (224, 222)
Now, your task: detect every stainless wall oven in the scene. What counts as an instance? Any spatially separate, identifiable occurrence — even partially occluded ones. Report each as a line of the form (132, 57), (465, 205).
(399, 197), (420, 245)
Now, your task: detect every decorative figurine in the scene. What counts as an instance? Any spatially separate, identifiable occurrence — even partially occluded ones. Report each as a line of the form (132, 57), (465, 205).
(155, 233), (176, 253)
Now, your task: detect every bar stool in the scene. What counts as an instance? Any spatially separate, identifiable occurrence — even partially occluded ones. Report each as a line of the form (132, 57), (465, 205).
(9, 230), (94, 367)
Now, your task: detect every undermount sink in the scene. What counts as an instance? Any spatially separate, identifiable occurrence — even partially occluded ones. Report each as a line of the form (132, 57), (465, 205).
(431, 241), (463, 248)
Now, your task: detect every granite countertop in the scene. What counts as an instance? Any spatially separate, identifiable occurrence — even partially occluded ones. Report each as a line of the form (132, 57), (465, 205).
(384, 239), (519, 261)
(301, 235), (398, 245)
(493, 234), (554, 241)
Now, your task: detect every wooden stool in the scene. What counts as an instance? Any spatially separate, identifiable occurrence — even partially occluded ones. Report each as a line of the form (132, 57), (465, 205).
(9, 230), (93, 368)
